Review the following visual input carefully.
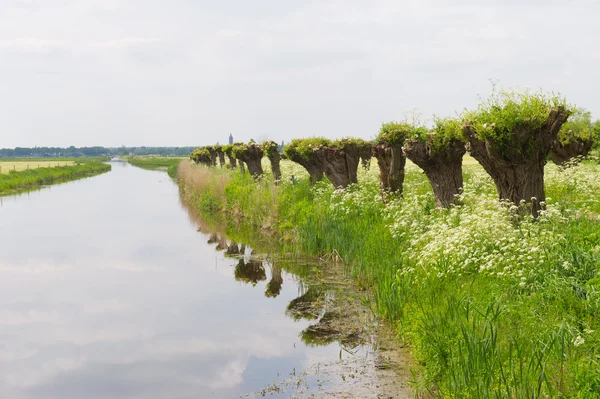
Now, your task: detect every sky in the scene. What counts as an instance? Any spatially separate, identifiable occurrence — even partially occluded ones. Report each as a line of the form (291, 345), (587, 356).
(0, 0), (598, 148)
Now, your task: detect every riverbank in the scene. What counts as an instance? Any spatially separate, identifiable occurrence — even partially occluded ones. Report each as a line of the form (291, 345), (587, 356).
(0, 160), (111, 196)
(176, 158), (600, 397)
(125, 156), (181, 178)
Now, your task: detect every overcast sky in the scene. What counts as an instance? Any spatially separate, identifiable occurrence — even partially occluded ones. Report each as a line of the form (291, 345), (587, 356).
(1, 0), (598, 148)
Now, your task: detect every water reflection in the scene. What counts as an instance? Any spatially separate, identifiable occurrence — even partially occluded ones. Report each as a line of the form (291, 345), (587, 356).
(0, 162), (409, 399)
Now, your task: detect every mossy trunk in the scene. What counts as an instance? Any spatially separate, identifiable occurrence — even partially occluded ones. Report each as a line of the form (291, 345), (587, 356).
(287, 153), (323, 185)
(217, 150), (226, 168)
(389, 144), (406, 194)
(226, 154), (237, 168)
(464, 108), (570, 216)
(550, 138), (594, 166)
(372, 144), (392, 191)
(267, 152), (282, 182)
(404, 139), (466, 208)
(313, 147), (352, 188)
(239, 160), (246, 174)
(197, 154), (213, 167)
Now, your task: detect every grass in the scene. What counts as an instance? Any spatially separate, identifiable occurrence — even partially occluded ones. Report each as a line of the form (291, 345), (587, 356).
(176, 155), (600, 398)
(0, 159), (111, 196)
(125, 156), (185, 178)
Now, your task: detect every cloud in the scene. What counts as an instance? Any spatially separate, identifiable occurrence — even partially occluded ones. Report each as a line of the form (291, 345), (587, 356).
(0, 37), (67, 55)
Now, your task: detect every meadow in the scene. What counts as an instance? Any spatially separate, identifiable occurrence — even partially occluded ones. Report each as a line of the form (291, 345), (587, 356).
(176, 155), (600, 398)
(0, 160), (75, 174)
(0, 159), (111, 196)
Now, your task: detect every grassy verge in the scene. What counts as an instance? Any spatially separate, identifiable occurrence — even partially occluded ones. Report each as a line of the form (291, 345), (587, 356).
(125, 156), (184, 179)
(176, 159), (600, 398)
(0, 160), (111, 196)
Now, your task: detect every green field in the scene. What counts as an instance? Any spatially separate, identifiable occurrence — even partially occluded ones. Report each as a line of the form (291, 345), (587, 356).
(0, 161), (75, 174)
(0, 159), (111, 196)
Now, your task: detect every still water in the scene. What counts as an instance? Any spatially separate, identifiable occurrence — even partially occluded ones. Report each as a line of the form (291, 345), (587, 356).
(0, 161), (409, 399)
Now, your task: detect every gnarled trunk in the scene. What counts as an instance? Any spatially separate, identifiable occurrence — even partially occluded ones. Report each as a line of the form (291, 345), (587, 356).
(404, 139), (466, 208)
(217, 150), (226, 168)
(236, 145), (264, 179)
(287, 153), (323, 185)
(267, 151), (282, 182)
(464, 108), (570, 216)
(313, 147), (352, 188)
(372, 144), (392, 191)
(550, 138), (593, 166)
(238, 160), (246, 174)
(389, 144), (406, 194)
(344, 143), (372, 185)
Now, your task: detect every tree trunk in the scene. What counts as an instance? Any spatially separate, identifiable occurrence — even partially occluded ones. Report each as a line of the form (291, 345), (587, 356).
(235, 145), (264, 179)
(550, 138), (593, 166)
(208, 148), (218, 166)
(267, 151), (282, 182)
(389, 144), (406, 194)
(287, 153), (323, 185)
(372, 144), (392, 191)
(360, 146), (372, 171)
(404, 139), (466, 208)
(464, 108), (570, 216)
(313, 147), (351, 188)
(239, 160), (246, 174)
(343, 143), (372, 185)
(227, 154), (237, 169)
(217, 150), (226, 168)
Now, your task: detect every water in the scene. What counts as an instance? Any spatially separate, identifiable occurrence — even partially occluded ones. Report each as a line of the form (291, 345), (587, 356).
(0, 161), (409, 399)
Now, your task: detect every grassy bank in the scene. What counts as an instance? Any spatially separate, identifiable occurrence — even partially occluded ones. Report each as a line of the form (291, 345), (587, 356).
(0, 160), (111, 196)
(125, 156), (183, 178)
(176, 158), (600, 398)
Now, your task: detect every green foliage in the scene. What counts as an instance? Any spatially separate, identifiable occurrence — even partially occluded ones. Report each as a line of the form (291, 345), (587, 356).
(409, 117), (464, 154)
(190, 148), (210, 163)
(376, 121), (413, 145)
(0, 160), (111, 195)
(221, 144), (233, 155)
(332, 137), (371, 150)
(262, 140), (280, 159)
(594, 120), (600, 150)
(464, 87), (569, 152)
(231, 143), (249, 159)
(284, 138), (331, 160)
(558, 108), (594, 145)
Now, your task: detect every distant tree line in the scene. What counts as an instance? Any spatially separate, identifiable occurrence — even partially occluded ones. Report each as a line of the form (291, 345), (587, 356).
(0, 146), (197, 158)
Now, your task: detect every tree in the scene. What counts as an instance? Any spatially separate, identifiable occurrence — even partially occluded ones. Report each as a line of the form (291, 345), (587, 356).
(403, 117), (466, 208)
(262, 140), (282, 182)
(311, 138), (372, 189)
(284, 138), (329, 185)
(213, 144), (226, 168)
(372, 122), (412, 195)
(550, 108), (594, 166)
(463, 88), (570, 215)
(221, 144), (237, 168)
(232, 142), (264, 178)
(189, 147), (213, 166)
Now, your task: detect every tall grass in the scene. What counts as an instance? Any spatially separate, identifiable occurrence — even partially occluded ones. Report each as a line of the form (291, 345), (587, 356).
(0, 160), (111, 196)
(176, 157), (600, 398)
